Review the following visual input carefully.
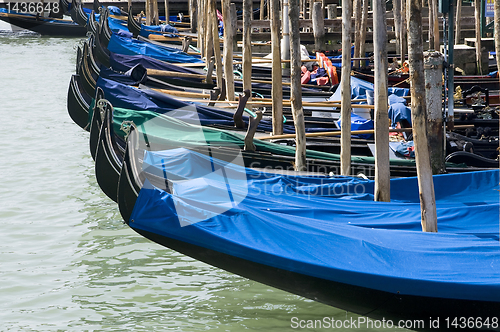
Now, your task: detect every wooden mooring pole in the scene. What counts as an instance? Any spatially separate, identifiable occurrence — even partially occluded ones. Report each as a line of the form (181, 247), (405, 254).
(496, 0), (500, 172)
(289, 0), (306, 171)
(197, 0), (205, 55)
(243, 0), (252, 95)
(153, 0), (159, 25)
(326, 4), (337, 33)
(312, 2), (325, 51)
(270, 0), (283, 135)
(495, 0), (500, 85)
(353, 0), (362, 68)
(373, 0), (390, 202)
(210, 0), (223, 94)
(408, 0), (438, 232)
(282, 0), (291, 75)
(475, 0), (483, 74)
(428, 0), (438, 50)
(222, 0), (235, 101)
(454, 0), (462, 44)
(359, 0), (368, 65)
(401, 0), (407, 62)
(189, 0), (197, 33)
(424, 51), (445, 174)
(164, 0), (169, 23)
(230, 4), (237, 52)
(393, 0), (402, 56)
(341, 0), (352, 176)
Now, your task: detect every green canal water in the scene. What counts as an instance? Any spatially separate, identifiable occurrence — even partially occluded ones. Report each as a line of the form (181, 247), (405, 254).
(0, 34), (410, 331)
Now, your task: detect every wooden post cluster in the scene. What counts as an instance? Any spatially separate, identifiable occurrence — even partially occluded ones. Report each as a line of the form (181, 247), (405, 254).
(408, 0), (438, 233)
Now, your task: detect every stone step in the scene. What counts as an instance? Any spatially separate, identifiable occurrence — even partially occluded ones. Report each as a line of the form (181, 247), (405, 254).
(464, 37), (496, 51)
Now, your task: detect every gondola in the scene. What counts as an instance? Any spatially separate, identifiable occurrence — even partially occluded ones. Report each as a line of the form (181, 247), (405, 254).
(94, 24), (111, 68)
(116, 129), (500, 330)
(80, 34), (500, 169)
(127, 9), (141, 38)
(77, 12), (496, 170)
(98, 8), (112, 47)
(90, 93), (492, 203)
(0, 8), (87, 36)
(94, 99), (124, 200)
(60, 0), (71, 15)
(67, 74), (93, 130)
(446, 150), (500, 168)
(87, 10), (98, 35)
(69, 0), (88, 28)
(79, 39), (99, 96)
(88, 27), (335, 97)
(73, 38), (499, 171)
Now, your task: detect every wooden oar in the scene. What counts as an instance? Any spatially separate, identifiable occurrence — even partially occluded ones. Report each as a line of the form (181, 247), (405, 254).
(150, 87), (374, 107)
(146, 68), (329, 89)
(152, 88), (210, 99)
(147, 68), (207, 79)
(231, 57), (372, 65)
(169, 98), (375, 108)
(257, 125), (475, 140)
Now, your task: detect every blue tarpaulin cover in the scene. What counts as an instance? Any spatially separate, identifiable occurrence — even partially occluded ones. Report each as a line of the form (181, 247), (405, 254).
(109, 52), (203, 75)
(139, 23), (178, 38)
(96, 74), (343, 134)
(107, 16), (128, 33)
(107, 33), (203, 64)
(129, 147), (500, 302)
(108, 52), (323, 96)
